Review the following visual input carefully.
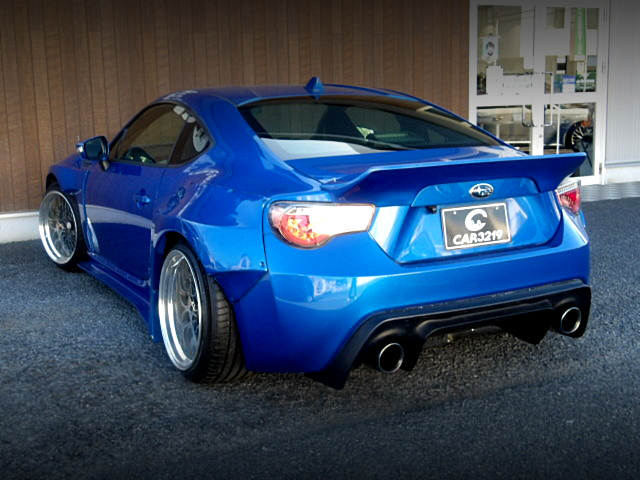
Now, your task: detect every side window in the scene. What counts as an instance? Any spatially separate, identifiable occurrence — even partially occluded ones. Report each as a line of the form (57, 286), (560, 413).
(171, 117), (212, 165)
(113, 104), (186, 165)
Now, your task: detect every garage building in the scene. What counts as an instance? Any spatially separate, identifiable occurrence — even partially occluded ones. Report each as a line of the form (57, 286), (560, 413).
(1, 0), (639, 241)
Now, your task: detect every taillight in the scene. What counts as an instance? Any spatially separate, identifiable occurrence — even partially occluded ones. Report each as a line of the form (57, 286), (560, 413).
(556, 180), (581, 215)
(269, 202), (375, 248)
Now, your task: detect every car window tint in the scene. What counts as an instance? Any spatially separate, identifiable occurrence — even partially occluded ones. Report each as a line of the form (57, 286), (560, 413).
(245, 103), (327, 138)
(171, 118), (212, 165)
(344, 106), (448, 148)
(115, 104), (186, 166)
(240, 97), (500, 161)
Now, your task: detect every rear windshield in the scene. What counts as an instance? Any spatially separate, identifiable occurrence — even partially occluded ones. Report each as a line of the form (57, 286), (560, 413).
(239, 96), (500, 160)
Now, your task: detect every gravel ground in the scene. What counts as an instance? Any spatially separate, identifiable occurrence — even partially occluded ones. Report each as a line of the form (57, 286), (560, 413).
(1, 198), (639, 479)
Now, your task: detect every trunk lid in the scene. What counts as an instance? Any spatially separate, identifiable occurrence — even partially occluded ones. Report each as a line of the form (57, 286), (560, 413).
(287, 147), (585, 263)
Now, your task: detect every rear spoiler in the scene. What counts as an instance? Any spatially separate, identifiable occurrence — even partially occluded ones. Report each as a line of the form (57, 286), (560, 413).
(289, 152), (586, 205)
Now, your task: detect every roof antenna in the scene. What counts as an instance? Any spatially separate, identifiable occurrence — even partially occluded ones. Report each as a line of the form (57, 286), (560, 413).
(305, 76), (324, 97)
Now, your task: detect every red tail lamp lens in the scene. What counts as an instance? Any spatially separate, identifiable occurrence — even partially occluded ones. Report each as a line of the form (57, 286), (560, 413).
(278, 212), (330, 247)
(556, 181), (581, 215)
(269, 203), (375, 248)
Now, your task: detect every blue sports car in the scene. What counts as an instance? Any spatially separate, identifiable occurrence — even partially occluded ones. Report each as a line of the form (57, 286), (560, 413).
(39, 78), (590, 388)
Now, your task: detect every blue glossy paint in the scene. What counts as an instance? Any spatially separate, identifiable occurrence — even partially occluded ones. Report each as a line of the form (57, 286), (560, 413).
(368, 192), (562, 263)
(237, 209), (588, 373)
(44, 82), (590, 378)
(85, 161), (164, 282)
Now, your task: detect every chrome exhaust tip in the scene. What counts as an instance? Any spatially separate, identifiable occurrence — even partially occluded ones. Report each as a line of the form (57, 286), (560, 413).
(376, 343), (405, 374)
(557, 306), (582, 335)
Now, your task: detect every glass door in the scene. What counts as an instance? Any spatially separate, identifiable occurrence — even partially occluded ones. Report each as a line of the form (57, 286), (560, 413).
(469, 1), (609, 184)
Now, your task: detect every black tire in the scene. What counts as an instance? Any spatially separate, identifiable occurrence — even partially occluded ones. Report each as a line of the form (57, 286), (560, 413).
(38, 183), (87, 271)
(158, 242), (248, 383)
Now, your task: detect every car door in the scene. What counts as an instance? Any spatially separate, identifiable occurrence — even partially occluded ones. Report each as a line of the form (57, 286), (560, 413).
(84, 104), (186, 284)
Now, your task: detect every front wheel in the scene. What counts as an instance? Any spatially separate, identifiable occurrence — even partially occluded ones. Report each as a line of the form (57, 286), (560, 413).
(158, 242), (248, 383)
(38, 184), (86, 270)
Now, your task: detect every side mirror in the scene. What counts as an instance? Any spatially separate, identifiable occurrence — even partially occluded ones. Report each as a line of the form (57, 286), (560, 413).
(77, 136), (109, 161)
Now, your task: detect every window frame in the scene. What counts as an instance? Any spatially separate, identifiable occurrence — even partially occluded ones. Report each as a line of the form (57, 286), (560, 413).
(108, 101), (215, 169)
(169, 115), (214, 166)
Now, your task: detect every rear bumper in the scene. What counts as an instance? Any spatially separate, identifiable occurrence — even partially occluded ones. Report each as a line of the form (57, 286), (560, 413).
(308, 279), (591, 389)
(232, 210), (590, 382)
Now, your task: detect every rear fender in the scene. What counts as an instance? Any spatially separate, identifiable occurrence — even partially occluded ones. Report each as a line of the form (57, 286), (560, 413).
(150, 194), (268, 342)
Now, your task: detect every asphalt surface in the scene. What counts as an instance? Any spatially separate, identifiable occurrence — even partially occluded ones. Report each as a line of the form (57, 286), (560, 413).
(1, 198), (639, 479)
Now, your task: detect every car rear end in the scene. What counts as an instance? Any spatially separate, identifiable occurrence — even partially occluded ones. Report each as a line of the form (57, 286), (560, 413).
(231, 90), (590, 388)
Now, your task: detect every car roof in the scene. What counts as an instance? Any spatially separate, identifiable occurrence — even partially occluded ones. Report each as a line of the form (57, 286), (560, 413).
(160, 78), (430, 111)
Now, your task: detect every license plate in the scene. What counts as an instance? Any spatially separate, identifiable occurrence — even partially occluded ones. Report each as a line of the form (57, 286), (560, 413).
(441, 203), (511, 250)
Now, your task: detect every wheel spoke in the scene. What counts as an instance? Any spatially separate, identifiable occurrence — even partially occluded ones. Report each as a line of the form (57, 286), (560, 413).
(179, 265), (193, 293)
(51, 231), (61, 255)
(190, 311), (200, 339)
(177, 292), (191, 309)
(180, 320), (196, 359)
(63, 230), (76, 256)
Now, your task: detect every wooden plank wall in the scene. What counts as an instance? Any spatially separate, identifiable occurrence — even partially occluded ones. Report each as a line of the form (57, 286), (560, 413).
(0, 0), (470, 213)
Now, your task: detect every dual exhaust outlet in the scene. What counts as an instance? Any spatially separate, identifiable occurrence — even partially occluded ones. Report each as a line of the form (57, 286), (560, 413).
(371, 305), (584, 375)
(373, 342), (405, 374)
(555, 306), (583, 336)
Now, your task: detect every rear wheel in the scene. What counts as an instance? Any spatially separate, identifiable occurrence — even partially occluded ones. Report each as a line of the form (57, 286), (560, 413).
(158, 242), (248, 383)
(38, 184), (86, 271)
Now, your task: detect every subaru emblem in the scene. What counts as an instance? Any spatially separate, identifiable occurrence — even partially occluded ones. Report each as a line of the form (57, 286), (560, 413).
(469, 183), (494, 199)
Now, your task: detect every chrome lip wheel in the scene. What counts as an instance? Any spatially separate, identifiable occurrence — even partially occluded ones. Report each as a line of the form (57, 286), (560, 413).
(159, 250), (203, 371)
(39, 190), (78, 264)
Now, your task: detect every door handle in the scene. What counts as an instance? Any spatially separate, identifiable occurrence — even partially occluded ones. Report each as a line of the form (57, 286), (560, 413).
(541, 104), (554, 127)
(135, 191), (151, 206)
(521, 105), (533, 128)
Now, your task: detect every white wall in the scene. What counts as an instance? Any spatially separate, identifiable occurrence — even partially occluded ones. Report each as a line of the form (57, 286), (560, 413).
(0, 213), (39, 244)
(606, 0), (640, 170)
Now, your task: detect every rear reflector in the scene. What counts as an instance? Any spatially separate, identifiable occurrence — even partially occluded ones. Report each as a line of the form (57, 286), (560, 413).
(556, 180), (581, 215)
